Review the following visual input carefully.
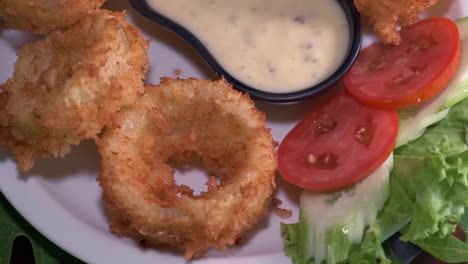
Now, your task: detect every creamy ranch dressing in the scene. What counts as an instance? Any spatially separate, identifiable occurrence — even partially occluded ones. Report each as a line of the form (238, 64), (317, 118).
(147, 0), (350, 93)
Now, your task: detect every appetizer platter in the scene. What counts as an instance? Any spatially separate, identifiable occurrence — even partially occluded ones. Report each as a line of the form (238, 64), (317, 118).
(1, 0), (468, 264)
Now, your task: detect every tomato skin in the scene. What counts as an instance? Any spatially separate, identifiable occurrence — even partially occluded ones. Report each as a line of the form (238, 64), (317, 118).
(345, 17), (461, 110)
(278, 89), (399, 192)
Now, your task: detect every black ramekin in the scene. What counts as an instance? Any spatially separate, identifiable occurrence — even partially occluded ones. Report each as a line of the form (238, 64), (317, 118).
(130, 0), (362, 103)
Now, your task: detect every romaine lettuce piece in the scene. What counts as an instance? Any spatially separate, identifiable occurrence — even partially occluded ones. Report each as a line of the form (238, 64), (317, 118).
(281, 155), (393, 264)
(349, 93), (468, 263)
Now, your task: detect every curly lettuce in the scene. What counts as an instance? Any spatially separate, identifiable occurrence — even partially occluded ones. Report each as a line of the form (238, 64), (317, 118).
(348, 95), (468, 263)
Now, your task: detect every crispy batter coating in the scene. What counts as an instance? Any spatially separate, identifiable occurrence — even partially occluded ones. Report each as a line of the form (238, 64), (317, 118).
(1, 10), (149, 171)
(0, 0), (105, 34)
(354, 0), (437, 45)
(97, 78), (277, 259)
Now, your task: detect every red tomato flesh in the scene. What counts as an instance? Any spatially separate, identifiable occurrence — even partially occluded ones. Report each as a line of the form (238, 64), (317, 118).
(278, 89), (399, 192)
(345, 17), (461, 110)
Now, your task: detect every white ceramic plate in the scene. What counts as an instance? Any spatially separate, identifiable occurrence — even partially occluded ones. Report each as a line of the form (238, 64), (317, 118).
(0, 1), (466, 263)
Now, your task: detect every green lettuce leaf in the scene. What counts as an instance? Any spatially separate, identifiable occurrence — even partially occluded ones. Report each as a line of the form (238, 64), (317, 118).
(281, 223), (304, 264)
(347, 224), (389, 264)
(412, 232), (468, 263)
(390, 98), (468, 240)
(326, 226), (352, 264)
(350, 95), (468, 263)
(0, 192), (83, 264)
(408, 205), (468, 263)
(281, 222), (354, 264)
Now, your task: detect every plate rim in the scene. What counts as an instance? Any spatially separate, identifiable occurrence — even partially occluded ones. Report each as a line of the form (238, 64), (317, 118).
(0, 169), (291, 264)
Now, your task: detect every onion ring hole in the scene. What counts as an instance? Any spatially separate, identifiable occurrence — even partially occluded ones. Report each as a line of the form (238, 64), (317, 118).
(172, 155), (222, 198)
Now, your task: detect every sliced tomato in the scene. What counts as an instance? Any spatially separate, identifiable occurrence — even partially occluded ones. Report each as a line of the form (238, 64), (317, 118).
(345, 17), (461, 110)
(278, 89), (398, 192)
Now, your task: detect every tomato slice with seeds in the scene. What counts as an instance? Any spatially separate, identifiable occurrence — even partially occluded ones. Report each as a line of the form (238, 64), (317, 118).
(345, 17), (461, 110)
(278, 89), (399, 192)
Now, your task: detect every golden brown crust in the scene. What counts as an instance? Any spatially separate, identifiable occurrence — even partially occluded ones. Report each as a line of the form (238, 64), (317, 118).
(0, 0), (105, 34)
(272, 198), (292, 219)
(97, 78), (277, 259)
(2, 9), (149, 171)
(354, 0), (437, 45)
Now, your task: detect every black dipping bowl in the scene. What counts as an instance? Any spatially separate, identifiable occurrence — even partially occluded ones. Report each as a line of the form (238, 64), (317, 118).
(130, 0), (362, 103)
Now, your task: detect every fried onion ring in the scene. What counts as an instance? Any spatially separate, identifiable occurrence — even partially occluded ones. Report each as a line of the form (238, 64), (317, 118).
(354, 0), (437, 45)
(97, 78), (277, 259)
(2, 10), (149, 171)
(0, 0), (105, 34)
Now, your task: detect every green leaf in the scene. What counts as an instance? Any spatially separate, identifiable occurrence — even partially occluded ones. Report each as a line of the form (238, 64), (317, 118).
(414, 234), (468, 263)
(281, 223), (303, 264)
(347, 224), (390, 264)
(344, 95), (468, 264)
(411, 207), (468, 263)
(350, 96), (468, 264)
(0, 192), (83, 264)
(325, 226), (352, 264)
(394, 100), (468, 242)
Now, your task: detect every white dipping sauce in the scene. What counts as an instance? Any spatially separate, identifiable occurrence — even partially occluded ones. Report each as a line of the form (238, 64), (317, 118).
(147, 0), (350, 93)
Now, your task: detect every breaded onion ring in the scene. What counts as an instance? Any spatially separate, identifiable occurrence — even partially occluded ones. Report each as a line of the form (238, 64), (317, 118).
(97, 78), (277, 259)
(354, 0), (437, 45)
(2, 10), (149, 171)
(0, 0), (105, 34)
